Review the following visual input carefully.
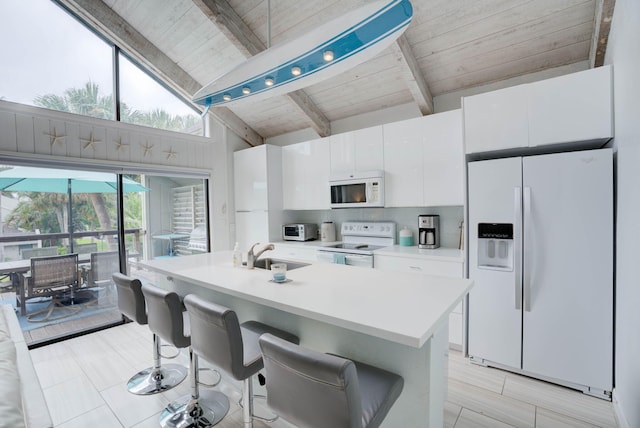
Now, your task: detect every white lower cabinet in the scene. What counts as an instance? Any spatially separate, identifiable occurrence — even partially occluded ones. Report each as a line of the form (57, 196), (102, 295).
(374, 252), (464, 348)
(270, 243), (319, 263)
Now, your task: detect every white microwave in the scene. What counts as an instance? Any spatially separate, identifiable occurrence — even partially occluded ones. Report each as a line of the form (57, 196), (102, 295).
(329, 171), (384, 208)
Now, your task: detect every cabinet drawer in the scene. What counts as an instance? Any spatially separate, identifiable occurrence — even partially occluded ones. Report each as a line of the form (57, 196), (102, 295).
(374, 255), (463, 277)
(270, 245), (318, 263)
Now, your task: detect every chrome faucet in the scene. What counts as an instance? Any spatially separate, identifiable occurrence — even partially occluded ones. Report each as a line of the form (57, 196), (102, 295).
(246, 242), (275, 269)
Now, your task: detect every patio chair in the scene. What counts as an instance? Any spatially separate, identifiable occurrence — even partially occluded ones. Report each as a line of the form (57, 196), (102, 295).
(18, 254), (80, 322)
(20, 246), (58, 259)
(81, 251), (120, 307)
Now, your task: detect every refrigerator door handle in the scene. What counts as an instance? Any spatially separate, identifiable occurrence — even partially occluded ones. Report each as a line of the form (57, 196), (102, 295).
(523, 186), (532, 312)
(514, 187), (522, 310)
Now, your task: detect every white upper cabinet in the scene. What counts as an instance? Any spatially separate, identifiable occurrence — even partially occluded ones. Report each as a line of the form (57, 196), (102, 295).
(463, 85), (529, 154)
(463, 65), (613, 154)
(282, 138), (331, 210)
(383, 116), (425, 207)
(527, 65), (613, 146)
(384, 110), (464, 207)
(234, 145), (269, 211)
(423, 110), (464, 206)
(330, 126), (384, 174)
(234, 144), (282, 212)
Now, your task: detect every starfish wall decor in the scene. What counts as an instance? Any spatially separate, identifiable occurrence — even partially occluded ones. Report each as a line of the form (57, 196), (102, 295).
(113, 137), (130, 151)
(80, 131), (103, 151)
(163, 147), (177, 160)
(141, 141), (154, 157)
(44, 127), (66, 147)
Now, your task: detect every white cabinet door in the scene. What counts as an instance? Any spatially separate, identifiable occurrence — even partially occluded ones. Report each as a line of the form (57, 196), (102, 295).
(234, 145), (268, 211)
(528, 65), (613, 147)
(464, 66), (613, 154)
(374, 255), (463, 277)
(423, 110), (464, 206)
(330, 126), (384, 174)
(383, 117), (424, 207)
(235, 211), (269, 252)
(282, 139), (331, 210)
(271, 244), (319, 263)
(374, 253), (464, 348)
(463, 84), (528, 154)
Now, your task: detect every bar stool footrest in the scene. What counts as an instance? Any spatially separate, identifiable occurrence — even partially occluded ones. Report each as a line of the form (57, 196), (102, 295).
(160, 390), (230, 428)
(127, 363), (188, 395)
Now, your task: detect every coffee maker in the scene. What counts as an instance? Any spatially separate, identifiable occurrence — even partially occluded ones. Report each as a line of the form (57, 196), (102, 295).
(418, 215), (440, 249)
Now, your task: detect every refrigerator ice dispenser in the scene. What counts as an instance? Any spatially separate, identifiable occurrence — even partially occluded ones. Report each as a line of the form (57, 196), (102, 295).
(477, 223), (514, 271)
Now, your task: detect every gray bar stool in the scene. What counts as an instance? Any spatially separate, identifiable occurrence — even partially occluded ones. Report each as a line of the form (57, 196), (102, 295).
(183, 294), (300, 428)
(259, 333), (404, 428)
(112, 273), (187, 395)
(142, 284), (230, 428)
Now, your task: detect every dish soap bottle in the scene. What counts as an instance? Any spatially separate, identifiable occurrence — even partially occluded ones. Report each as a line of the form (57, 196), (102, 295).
(232, 242), (242, 267)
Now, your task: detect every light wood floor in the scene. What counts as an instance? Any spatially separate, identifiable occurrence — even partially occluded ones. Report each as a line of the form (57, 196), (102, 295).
(30, 322), (619, 428)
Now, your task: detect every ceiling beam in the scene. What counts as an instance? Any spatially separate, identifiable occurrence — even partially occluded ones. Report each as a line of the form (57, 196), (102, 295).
(392, 35), (434, 115)
(58, 0), (264, 147)
(287, 91), (331, 137)
(589, 0), (616, 68)
(193, 0), (331, 137)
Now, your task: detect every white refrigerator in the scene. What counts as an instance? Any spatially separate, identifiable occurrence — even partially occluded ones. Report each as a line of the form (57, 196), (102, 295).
(467, 148), (613, 398)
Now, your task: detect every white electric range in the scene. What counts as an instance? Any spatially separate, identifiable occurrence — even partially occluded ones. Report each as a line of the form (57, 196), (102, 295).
(316, 221), (396, 268)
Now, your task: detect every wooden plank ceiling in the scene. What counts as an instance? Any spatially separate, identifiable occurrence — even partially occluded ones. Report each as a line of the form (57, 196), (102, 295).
(62, 0), (614, 146)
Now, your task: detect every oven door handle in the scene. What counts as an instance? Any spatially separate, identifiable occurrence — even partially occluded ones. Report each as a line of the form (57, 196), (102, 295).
(344, 254), (373, 267)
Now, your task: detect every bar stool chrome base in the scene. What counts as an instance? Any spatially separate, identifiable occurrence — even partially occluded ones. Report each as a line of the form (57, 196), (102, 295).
(160, 390), (230, 428)
(127, 364), (188, 395)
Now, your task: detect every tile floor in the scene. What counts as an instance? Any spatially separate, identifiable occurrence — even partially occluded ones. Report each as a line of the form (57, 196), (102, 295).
(30, 322), (619, 428)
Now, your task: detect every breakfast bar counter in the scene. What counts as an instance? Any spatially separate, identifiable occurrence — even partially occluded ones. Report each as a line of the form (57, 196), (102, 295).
(140, 251), (473, 427)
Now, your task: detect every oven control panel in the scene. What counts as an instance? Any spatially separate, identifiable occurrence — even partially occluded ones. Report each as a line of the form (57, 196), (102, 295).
(341, 222), (396, 238)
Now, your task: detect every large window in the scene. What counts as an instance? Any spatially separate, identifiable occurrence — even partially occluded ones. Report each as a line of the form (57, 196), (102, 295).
(119, 54), (201, 134)
(0, 0), (113, 118)
(0, 0), (201, 135)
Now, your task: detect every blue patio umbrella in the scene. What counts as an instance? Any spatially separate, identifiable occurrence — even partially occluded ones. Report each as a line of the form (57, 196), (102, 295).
(0, 166), (148, 251)
(0, 166), (148, 193)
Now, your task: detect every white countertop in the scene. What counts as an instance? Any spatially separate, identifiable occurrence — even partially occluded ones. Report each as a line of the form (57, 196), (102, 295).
(140, 251), (472, 348)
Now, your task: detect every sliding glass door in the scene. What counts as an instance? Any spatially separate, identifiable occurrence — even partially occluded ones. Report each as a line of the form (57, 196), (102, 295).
(0, 164), (208, 346)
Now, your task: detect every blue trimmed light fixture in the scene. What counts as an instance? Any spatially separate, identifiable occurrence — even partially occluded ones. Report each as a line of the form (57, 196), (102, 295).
(193, 0), (413, 107)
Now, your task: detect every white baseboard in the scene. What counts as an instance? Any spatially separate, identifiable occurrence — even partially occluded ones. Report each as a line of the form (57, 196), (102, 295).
(612, 388), (630, 428)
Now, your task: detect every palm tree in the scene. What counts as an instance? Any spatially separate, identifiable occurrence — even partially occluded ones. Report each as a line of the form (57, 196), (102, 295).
(34, 81), (199, 132)
(34, 81), (114, 120)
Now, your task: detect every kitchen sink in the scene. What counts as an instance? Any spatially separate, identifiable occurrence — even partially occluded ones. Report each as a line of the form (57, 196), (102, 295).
(251, 258), (310, 271)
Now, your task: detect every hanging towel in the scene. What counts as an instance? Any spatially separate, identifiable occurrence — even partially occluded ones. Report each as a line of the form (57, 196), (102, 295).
(333, 253), (347, 265)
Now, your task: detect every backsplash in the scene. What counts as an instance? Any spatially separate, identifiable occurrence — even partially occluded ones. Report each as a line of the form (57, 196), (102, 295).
(282, 206), (464, 249)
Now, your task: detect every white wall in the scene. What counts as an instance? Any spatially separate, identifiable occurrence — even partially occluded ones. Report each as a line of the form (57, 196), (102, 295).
(604, 0), (640, 426)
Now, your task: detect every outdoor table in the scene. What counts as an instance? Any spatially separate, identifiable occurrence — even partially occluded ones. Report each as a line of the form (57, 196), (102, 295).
(152, 234), (190, 257)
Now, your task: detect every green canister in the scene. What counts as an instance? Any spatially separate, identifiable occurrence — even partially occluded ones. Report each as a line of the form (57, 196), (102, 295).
(399, 227), (414, 246)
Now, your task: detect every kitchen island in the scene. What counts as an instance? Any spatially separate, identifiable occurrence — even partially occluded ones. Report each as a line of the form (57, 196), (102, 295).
(139, 251), (473, 427)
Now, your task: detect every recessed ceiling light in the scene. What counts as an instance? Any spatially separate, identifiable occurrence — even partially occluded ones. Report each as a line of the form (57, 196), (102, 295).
(323, 50), (334, 62)
(223, 94), (231, 101)
(265, 77), (274, 86)
(291, 66), (302, 76)
(242, 87), (251, 95)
